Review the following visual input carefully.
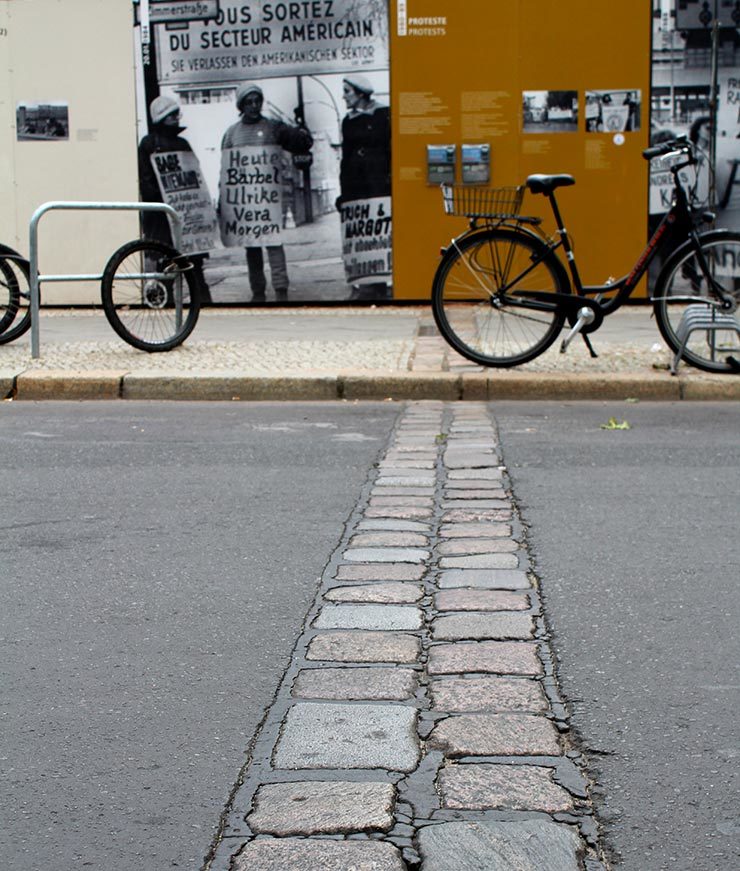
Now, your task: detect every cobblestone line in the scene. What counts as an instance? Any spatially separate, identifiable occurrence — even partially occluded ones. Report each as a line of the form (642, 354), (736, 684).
(206, 402), (607, 871)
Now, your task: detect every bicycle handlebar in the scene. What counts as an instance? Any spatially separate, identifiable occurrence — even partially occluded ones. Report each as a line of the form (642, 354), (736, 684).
(642, 136), (692, 162)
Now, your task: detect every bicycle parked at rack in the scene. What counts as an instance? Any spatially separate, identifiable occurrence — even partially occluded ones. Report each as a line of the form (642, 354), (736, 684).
(431, 137), (740, 374)
(0, 238), (202, 352)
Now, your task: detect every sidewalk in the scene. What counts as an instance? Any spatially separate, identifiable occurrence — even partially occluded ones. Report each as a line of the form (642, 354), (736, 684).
(1, 306), (738, 401)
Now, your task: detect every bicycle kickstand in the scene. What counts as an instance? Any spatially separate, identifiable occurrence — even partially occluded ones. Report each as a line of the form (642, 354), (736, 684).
(560, 305), (597, 355)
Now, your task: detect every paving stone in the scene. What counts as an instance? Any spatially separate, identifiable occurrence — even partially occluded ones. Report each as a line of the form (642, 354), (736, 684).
(439, 763), (573, 812)
(307, 631), (421, 663)
(273, 702), (420, 771)
(448, 468), (503, 480)
(444, 488), (508, 499)
(345, 547), (430, 564)
(327, 583), (424, 604)
(432, 613), (534, 641)
(428, 641), (542, 676)
(247, 780), (396, 835)
(442, 509), (511, 523)
(430, 676), (548, 712)
(435, 589), (529, 611)
(440, 522), (511, 538)
(375, 474), (436, 486)
(416, 820), (583, 871)
(427, 713), (561, 756)
(445, 453), (500, 469)
(313, 604), (423, 631)
(439, 553), (519, 570)
(445, 479), (504, 491)
(350, 532), (429, 548)
(336, 564), (425, 581)
(369, 495), (434, 506)
(438, 569), (530, 590)
(378, 460), (435, 469)
(437, 539), (518, 556)
(441, 499), (510, 510)
(232, 838), (406, 870)
(364, 505), (434, 520)
(358, 519), (432, 532)
(293, 667), (418, 700)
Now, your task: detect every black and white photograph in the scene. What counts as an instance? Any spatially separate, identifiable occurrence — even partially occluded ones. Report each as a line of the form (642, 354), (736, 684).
(16, 101), (69, 141)
(521, 90), (578, 133)
(134, 0), (392, 304)
(648, 0), (739, 280)
(585, 89), (641, 133)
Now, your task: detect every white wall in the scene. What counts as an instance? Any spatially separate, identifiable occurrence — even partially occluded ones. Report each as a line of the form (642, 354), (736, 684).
(0, 0), (139, 303)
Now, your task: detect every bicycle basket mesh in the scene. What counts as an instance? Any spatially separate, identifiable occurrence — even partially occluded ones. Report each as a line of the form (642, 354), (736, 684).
(441, 184), (524, 218)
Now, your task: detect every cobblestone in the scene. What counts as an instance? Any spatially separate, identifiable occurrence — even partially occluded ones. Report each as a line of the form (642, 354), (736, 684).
(430, 676), (548, 713)
(335, 564), (425, 581)
(438, 763), (573, 812)
(350, 532), (430, 548)
(232, 838), (406, 870)
(427, 713), (561, 756)
(313, 604), (423, 631)
(247, 780), (397, 835)
(344, 547), (430, 564)
(439, 522), (511, 538)
(273, 702), (420, 771)
(432, 613), (535, 641)
(437, 539), (518, 556)
(428, 641), (542, 676)
(326, 583), (424, 603)
(437, 569), (530, 590)
(292, 667), (418, 701)
(439, 553), (519, 570)
(434, 589), (530, 611)
(416, 820), (583, 871)
(307, 631), (421, 663)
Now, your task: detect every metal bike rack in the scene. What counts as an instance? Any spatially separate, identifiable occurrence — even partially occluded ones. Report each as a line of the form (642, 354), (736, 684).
(29, 201), (183, 359)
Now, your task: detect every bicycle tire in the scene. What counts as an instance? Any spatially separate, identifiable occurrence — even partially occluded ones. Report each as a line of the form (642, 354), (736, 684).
(431, 227), (570, 367)
(653, 230), (740, 374)
(101, 239), (201, 352)
(0, 253), (31, 345)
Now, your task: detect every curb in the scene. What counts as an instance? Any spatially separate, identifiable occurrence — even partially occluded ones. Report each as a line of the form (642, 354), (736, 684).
(4, 368), (740, 402)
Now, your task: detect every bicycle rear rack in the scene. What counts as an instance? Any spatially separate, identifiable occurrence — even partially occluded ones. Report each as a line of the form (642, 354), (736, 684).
(29, 201), (182, 358)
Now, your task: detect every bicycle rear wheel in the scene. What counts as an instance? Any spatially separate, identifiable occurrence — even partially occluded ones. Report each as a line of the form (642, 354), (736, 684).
(101, 239), (201, 352)
(0, 253), (31, 345)
(653, 230), (740, 373)
(431, 227), (569, 367)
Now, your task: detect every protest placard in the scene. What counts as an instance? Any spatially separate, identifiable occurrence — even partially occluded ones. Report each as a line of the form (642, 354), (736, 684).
(340, 196), (392, 282)
(218, 144), (284, 247)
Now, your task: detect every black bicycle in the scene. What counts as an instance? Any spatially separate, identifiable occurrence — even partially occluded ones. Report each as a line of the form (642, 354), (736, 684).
(0, 238), (201, 352)
(432, 137), (740, 374)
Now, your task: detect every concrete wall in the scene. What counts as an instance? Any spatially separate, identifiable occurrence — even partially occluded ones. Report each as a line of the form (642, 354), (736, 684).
(0, 0), (139, 302)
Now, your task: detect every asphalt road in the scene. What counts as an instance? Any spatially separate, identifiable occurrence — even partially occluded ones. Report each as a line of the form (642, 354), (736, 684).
(495, 401), (740, 871)
(0, 401), (399, 871)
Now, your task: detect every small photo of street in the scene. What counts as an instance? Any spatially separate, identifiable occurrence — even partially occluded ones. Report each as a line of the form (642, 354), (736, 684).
(16, 101), (69, 141)
(522, 90), (578, 133)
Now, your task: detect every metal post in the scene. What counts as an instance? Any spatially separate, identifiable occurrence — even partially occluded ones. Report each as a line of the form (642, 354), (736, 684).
(28, 201), (182, 359)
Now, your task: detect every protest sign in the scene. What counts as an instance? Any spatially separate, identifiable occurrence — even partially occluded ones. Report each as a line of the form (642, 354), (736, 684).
(218, 144), (284, 247)
(340, 196), (392, 283)
(151, 149), (218, 252)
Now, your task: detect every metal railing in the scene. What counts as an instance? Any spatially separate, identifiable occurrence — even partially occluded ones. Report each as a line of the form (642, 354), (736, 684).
(29, 201), (183, 358)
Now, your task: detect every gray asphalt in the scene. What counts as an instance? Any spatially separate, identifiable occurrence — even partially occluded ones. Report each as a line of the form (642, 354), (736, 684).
(495, 401), (740, 871)
(0, 401), (400, 871)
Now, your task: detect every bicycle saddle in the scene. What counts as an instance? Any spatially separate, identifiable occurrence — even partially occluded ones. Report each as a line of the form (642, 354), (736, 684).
(526, 174), (575, 195)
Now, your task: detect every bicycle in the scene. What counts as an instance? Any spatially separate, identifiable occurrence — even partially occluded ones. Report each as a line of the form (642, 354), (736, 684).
(431, 137), (740, 374)
(0, 238), (202, 352)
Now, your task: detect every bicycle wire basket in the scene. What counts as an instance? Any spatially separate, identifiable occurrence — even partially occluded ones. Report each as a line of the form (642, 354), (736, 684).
(441, 183), (525, 219)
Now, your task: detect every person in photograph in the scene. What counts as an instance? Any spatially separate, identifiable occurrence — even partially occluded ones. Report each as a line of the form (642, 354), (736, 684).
(623, 91), (640, 131)
(337, 74), (391, 301)
(138, 95), (211, 301)
(220, 82), (313, 301)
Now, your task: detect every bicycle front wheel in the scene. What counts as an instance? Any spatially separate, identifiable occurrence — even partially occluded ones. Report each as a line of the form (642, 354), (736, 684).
(653, 230), (740, 373)
(0, 254), (31, 345)
(431, 228), (569, 367)
(101, 239), (201, 352)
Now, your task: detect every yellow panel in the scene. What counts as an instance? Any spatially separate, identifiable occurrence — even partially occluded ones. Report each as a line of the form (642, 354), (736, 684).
(391, 0), (651, 299)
